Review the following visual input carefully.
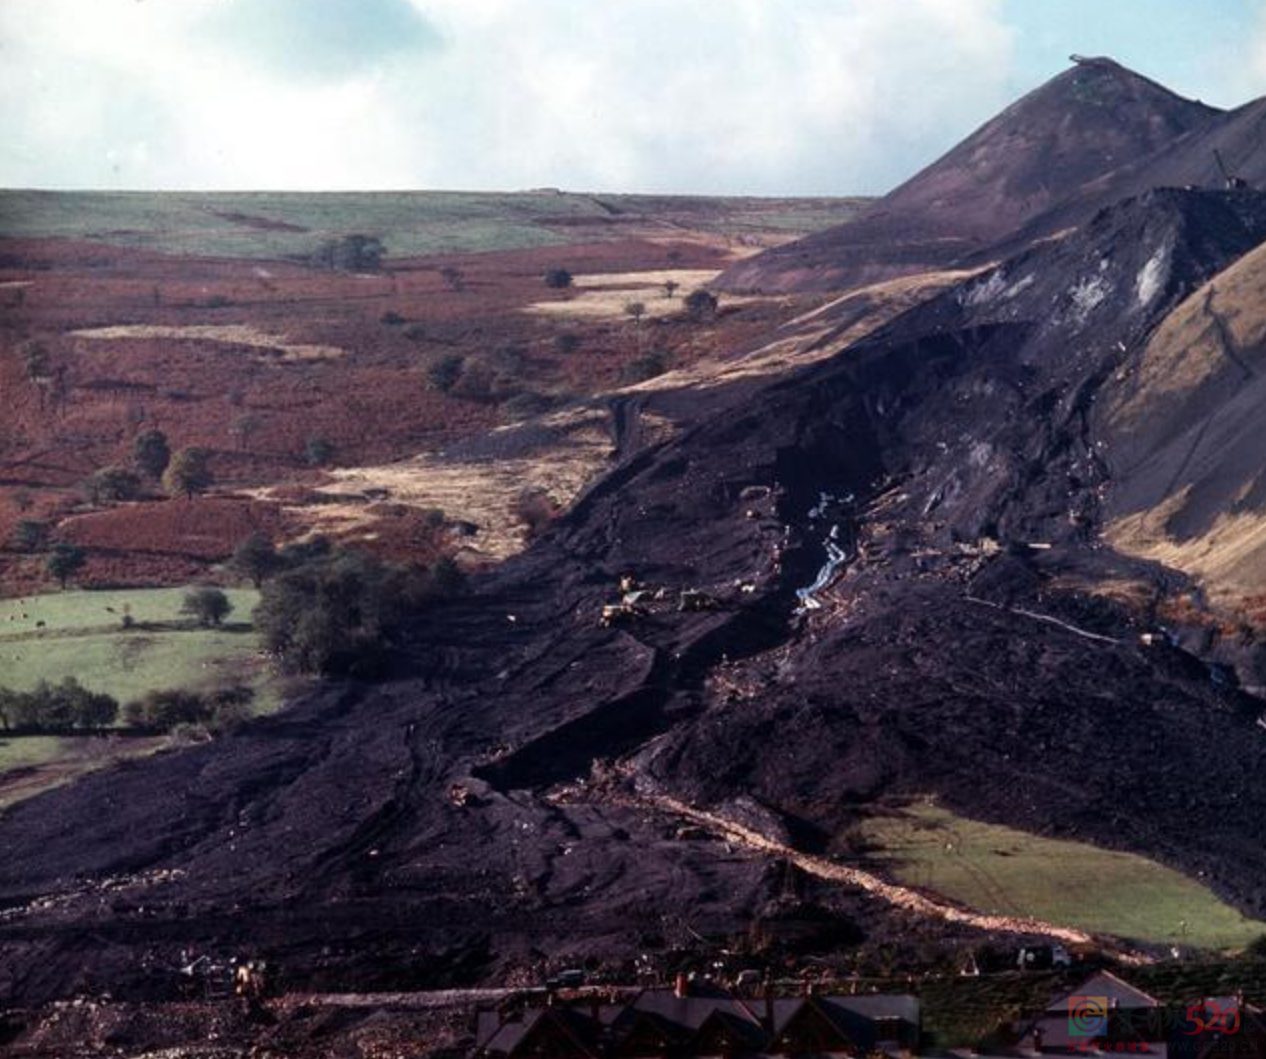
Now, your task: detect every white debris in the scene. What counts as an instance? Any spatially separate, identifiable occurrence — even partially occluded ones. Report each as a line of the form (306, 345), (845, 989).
(1068, 276), (1109, 322)
(1135, 247), (1169, 307)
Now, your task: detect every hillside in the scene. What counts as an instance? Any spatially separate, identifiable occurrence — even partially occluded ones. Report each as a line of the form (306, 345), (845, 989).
(4, 187), (1266, 1004)
(1100, 236), (1266, 615)
(0, 190), (868, 261)
(716, 58), (1223, 293)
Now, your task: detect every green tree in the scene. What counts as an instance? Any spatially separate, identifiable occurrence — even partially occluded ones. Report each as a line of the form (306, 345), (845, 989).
(83, 465), (141, 506)
(12, 519), (49, 552)
(684, 289), (719, 321)
(47, 543), (87, 589)
(181, 587), (233, 628)
(544, 268), (573, 290)
(311, 234), (385, 273)
(163, 447), (214, 499)
(58, 678), (118, 729)
(426, 355), (466, 394)
(132, 430), (172, 478)
(231, 533), (280, 588)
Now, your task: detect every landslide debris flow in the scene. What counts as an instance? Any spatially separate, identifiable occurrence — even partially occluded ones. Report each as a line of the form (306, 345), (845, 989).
(4, 188), (1266, 1005)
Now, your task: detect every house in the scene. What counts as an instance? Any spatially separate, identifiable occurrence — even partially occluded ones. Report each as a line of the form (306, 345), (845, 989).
(474, 975), (921, 1058)
(1015, 970), (1161, 1054)
(1009, 972), (1266, 1059)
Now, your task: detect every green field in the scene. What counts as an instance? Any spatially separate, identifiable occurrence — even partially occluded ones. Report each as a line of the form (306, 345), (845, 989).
(864, 803), (1266, 951)
(0, 587), (289, 810)
(0, 189), (868, 260)
(0, 587), (281, 710)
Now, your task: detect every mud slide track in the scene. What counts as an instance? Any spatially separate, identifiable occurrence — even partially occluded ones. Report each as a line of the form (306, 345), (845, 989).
(633, 792), (1149, 964)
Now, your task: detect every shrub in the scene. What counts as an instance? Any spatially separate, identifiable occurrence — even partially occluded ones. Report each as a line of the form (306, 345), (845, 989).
(124, 689), (213, 731)
(380, 310), (406, 326)
(162, 448), (214, 499)
(12, 519), (49, 552)
(544, 268), (573, 290)
(511, 488), (559, 542)
(311, 234), (385, 273)
(83, 465), (142, 506)
(403, 323), (428, 343)
(554, 333), (582, 355)
(438, 265), (464, 292)
(450, 361), (505, 404)
(304, 436), (335, 467)
(133, 429), (171, 479)
(684, 289), (719, 321)
(122, 685), (254, 735)
(622, 351), (670, 383)
(501, 391), (557, 421)
(426, 355), (466, 394)
(181, 587), (233, 628)
(47, 543), (87, 589)
(491, 342), (529, 375)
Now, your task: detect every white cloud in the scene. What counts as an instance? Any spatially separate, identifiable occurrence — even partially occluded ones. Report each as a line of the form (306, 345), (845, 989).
(1254, 2), (1266, 86)
(0, 0), (1018, 193)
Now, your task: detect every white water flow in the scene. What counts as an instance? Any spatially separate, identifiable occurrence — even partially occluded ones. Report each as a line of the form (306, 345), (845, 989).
(795, 491), (853, 612)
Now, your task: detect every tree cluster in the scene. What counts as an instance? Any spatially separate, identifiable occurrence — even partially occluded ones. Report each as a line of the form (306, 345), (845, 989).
(122, 686), (253, 735)
(0, 678), (118, 732)
(310, 234), (385, 273)
(253, 547), (463, 677)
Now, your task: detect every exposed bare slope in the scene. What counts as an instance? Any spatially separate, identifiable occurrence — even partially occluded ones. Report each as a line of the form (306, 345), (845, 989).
(1102, 239), (1266, 603)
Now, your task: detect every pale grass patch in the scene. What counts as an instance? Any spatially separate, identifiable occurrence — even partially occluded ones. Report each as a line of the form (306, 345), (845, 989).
(526, 268), (764, 321)
(624, 267), (975, 395)
(1107, 487), (1266, 601)
(70, 324), (345, 362)
(1111, 240), (1266, 428)
(255, 408), (672, 561)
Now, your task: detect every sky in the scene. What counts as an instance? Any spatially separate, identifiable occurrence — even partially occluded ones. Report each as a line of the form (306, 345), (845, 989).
(0, 0), (1264, 196)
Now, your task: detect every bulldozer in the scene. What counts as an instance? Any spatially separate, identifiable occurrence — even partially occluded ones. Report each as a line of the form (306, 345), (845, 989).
(678, 588), (718, 613)
(600, 601), (647, 628)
